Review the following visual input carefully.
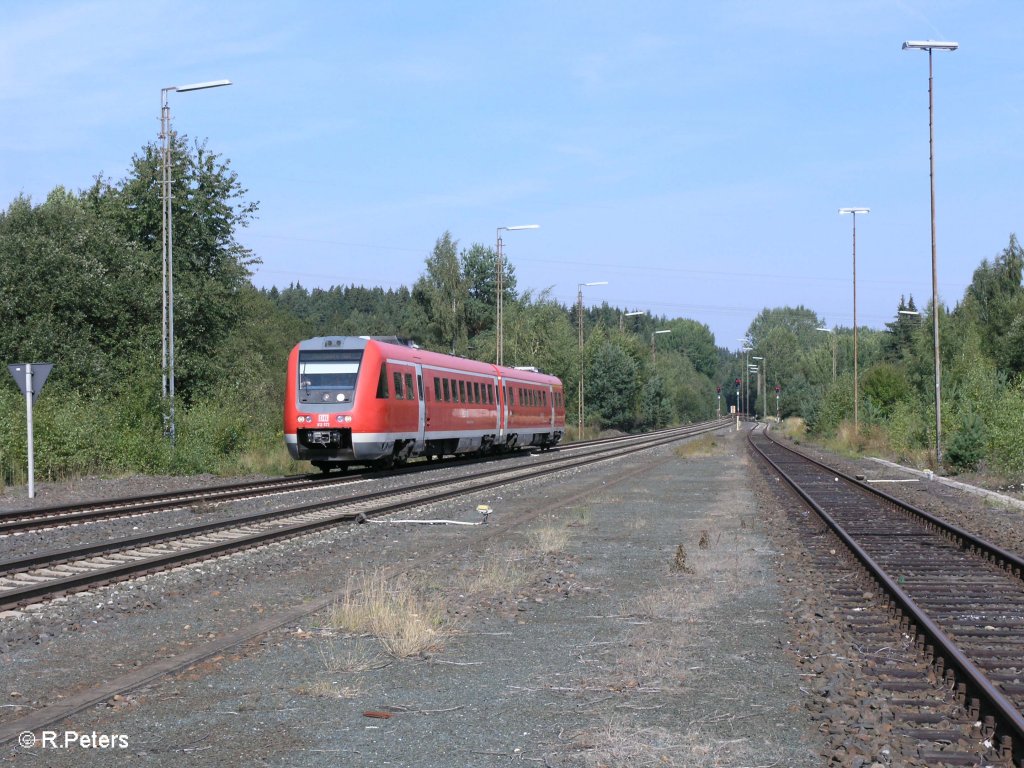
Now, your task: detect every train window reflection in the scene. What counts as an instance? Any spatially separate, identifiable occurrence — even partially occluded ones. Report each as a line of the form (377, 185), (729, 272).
(299, 350), (362, 390)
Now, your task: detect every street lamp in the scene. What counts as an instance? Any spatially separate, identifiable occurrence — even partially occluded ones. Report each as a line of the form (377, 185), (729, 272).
(651, 329), (671, 364)
(495, 224), (539, 366)
(160, 78), (231, 446)
(752, 356), (764, 420)
(903, 39), (957, 467)
(816, 327), (836, 383)
(620, 310), (644, 332)
(738, 341), (752, 417)
(839, 207), (869, 434)
(577, 281), (608, 438)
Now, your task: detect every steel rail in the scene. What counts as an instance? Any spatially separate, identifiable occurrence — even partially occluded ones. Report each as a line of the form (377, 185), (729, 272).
(0, 423), (714, 535)
(749, 427), (1024, 765)
(0, 419), (728, 610)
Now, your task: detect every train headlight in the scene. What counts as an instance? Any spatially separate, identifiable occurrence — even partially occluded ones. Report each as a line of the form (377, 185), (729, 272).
(336, 393), (346, 402)
(336, 415), (352, 423)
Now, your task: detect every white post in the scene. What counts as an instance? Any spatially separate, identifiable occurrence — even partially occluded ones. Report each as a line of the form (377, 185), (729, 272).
(26, 363), (35, 499)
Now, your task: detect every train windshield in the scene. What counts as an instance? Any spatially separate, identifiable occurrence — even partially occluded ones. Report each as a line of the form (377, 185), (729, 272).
(298, 350), (363, 390)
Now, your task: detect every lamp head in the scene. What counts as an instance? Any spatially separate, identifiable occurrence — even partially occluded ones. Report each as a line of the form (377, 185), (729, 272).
(903, 40), (959, 51)
(173, 79), (232, 92)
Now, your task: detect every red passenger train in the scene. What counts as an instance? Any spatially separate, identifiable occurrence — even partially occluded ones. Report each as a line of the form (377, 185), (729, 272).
(284, 336), (566, 471)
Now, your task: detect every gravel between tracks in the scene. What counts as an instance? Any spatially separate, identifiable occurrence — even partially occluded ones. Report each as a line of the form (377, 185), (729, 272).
(2, 428), (824, 766)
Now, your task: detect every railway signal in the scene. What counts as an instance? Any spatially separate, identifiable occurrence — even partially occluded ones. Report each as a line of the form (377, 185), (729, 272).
(7, 362), (54, 498)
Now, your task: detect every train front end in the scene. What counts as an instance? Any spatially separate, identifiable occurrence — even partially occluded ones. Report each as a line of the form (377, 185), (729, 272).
(284, 336), (371, 470)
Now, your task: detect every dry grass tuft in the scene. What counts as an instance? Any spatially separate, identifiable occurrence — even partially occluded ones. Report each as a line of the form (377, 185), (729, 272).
(697, 529), (711, 549)
(295, 679), (363, 699)
(574, 722), (685, 767)
(328, 572), (453, 658)
(460, 550), (528, 596)
(528, 525), (570, 554)
(673, 434), (723, 459)
(571, 504), (592, 525)
(224, 445), (302, 476)
(634, 584), (701, 622)
(316, 639), (385, 674)
(825, 421), (891, 459)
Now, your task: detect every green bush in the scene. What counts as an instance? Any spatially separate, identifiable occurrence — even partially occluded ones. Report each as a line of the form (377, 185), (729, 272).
(946, 412), (986, 472)
(985, 383), (1024, 479)
(886, 399), (930, 459)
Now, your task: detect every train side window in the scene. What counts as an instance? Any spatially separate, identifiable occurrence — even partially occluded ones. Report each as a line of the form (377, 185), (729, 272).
(506, 386), (513, 405)
(434, 377), (441, 401)
(376, 364), (389, 399)
(393, 371), (404, 399)
(418, 375), (424, 401)
(487, 384), (494, 404)
(473, 382), (480, 403)
(443, 379), (451, 402)
(530, 389), (536, 406)
(458, 381), (466, 402)
(404, 372), (414, 400)
(451, 379), (459, 402)
(543, 391), (548, 407)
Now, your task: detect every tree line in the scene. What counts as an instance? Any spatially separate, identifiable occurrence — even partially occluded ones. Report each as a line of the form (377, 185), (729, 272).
(1, 137), (1022, 482)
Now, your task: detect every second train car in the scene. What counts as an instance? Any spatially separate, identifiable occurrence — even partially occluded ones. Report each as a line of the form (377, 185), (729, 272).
(284, 336), (566, 471)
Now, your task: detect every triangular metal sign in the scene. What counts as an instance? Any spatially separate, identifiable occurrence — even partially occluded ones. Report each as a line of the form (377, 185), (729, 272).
(7, 363), (54, 404)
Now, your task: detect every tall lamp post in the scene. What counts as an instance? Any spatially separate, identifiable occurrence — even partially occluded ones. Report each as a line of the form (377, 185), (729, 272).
(816, 327), (836, 383)
(903, 39), (958, 467)
(651, 329), (671, 364)
(752, 356), (764, 420)
(839, 207), (869, 434)
(748, 363), (760, 420)
(495, 224), (539, 366)
(620, 310), (644, 332)
(577, 281), (608, 438)
(160, 78), (231, 446)
(738, 341), (752, 417)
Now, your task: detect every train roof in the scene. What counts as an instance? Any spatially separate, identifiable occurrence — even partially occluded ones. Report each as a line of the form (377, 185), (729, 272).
(294, 336), (562, 385)
(295, 336), (418, 351)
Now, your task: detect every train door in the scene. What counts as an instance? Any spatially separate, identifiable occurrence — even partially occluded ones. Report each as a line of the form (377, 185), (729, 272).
(497, 374), (506, 441)
(415, 364), (426, 452)
(547, 385), (555, 429)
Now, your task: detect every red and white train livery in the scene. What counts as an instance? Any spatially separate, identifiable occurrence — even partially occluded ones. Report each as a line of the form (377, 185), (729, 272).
(284, 336), (566, 471)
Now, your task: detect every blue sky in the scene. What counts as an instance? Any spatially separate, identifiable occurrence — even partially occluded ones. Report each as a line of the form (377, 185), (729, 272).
(3, 1), (1021, 351)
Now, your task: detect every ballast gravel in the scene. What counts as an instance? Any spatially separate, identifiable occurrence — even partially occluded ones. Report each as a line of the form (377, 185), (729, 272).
(2, 428), (826, 766)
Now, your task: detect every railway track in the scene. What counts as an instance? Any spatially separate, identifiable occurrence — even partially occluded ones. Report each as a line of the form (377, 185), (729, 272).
(0, 423), (716, 536)
(0, 419), (727, 611)
(750, 426), (1024, 767)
